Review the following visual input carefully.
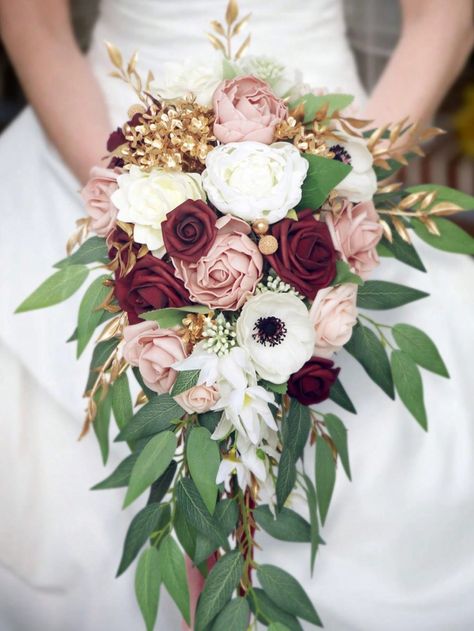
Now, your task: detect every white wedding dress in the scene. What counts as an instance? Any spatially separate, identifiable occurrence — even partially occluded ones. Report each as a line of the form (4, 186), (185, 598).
(1, 1), (473, 630)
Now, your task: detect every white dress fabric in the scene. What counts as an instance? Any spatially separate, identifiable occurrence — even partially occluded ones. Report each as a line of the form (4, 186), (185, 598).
(0, 1), (473, 630)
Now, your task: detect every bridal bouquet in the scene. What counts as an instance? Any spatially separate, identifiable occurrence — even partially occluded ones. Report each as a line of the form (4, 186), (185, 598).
(17, 2), (474, 629)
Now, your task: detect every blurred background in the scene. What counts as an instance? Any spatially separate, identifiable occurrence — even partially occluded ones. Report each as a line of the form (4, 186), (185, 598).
(0, 0), (472, 214)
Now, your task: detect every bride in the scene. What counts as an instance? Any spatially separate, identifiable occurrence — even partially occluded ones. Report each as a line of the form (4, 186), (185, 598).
(0, 1), (473, 629)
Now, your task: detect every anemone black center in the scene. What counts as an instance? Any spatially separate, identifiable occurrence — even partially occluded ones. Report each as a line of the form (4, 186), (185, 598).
(330, 144), (352, 165)
(252, 316), (287, 347)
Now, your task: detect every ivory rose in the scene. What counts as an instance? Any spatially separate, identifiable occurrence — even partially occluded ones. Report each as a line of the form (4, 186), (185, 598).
(325, 200), (383, 278)
(330, 134), (377, 202)
(213, 76), (288, 144)
(81, 167), (119, 236)
(174, 384), (219, 414)
(172, 216), (263, 311)
(309, 284), (358, 357)
(123, 321), (187, 394)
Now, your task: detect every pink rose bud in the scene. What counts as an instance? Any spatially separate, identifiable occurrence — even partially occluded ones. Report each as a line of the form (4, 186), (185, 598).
(173, 384), (219, 414)
(81, 167), (120, 237)
(309, 284), (358, 358)
(213, 76), (288, 144)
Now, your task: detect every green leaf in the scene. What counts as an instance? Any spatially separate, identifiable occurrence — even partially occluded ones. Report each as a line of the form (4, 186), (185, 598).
(116, 394), (184, 442)
(391, 350), (427, 430)
(198, 410), (222, 434)
(392, 323), (449, 378)
(54, 236), (108, 268)
(16, 264), (89, 313)
(76, 274), (110, 357)
(187, 427), (220, 514)
(171, 369), (200, 396)
(85, 338), (119, 392)
(135, 547), (161, 631)
(331, 260), (364, 286)
(344, 323), (394, 398)
(124, 431), (177, 507)
(67, 309), (115, 343)
(379, 229), (426, 272)
(291, 93), (354, 122)
(268, 624), (291, 631)
(296, 154), (352, 211)
(142, 305), (210, 328)
(377, 240), (395, 258)
(222, 57), (238, 80)
(275, 449), (297, 512)
(194, 498), (239, 565)
(357, 280), (428, 310)
(303, 474), (319, 574)
(117, 503), (169, 576)
(257, 565), (321, 626)
(211, 597), (250, 631)
(324, 413), (351, 480)
(406, 184), (474, 210)
(248, 588), (302, 631)
(174, 504), (197, 560)
(315, 437), (336, 525)
(282, 399), (311, 461)
(195, 551), (244, 631)
(254, 505), (310, 542)
(147, 460), (177, 505)
(329, 378), (356, 414)
(132, 366), (156, 400)
(111, 372), (134, 430)
(91, 452), (138, 490)
(159, 535), (190, 625)
(411, 217), (474, 255)
(175, 478), (228, 549)
(93, 390), (112, 465)
(260, 380), (288, 395)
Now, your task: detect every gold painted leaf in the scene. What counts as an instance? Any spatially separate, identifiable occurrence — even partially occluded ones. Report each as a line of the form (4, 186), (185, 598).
(235, 33), (251, 60)
(392, 217), (412, 243)
(225, 0), (239, 25)
(210, 20), (225, 36)
(399, 192), (426, 209)
(423, 217), (441, 236)
(420, 191), (438, 210)
(232, 13), (251, 36)
(428, 202), (462, 216)
(105, 41), (123, 69)
(380, 219), (393, 243)
(127, 50), (138, 74)
(207, 32), (226, 54)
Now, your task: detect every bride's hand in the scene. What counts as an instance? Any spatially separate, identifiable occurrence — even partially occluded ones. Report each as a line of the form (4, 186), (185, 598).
(0, 0), (111, 184)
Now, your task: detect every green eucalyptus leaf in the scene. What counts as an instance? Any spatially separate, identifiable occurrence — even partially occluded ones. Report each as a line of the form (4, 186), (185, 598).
(187, 427), (220, 514)
(257, 565), (321, 626)
(198, 410), (222, 434)
(324, 413), (351, 480)
(275, 449), (297, 512)
(411, 217), (474, 255)
(329, 378), (356, 414)
(406, 184), (474, 210)
(254, 505), (311, 542)
(141, 305), (210, 328)
(344, 323), (394, 398)
(132, 366), (156, 400)
(16, 264), (89, 313)
(93, 390), (112, 465)
(379, 229), (426, 272)
(159, 535), (191, 624)
(85, 338), (120, 392)
(268, 624), (291, 631)
(331, 260), (364, 286)
(282, 399), (311, 461)
(391, 350), (427, 430)
(211, 597), (250, 631)
(296, 154), (352, 211)
(195, 551), (244, 631)
(303, 474), (320, 574)
(260, 380), (288, 394)
(357, 280), (428, 310)
(316, 437), (336, 525)
(291, 92), (354, 122)
(392, 323), (449, 377)
(115, 394), (184, 442)
(248, 588), (302, 631)
(174, 504), (197, 560)
(76, 275), (110, 357)
(194, 499), (239, 565)
(171, 369), (200, 396)
(124, 431), (177, 507)
(135, 547), (161, 631)
(147, 460), (177, 505)
(91, 452), (139, 490)
(111, 372), (134, 430)
(54, 236), (108, 268)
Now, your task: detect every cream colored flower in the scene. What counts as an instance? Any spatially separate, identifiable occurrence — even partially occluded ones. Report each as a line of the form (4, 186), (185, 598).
(331, 134), (377, 203)
(150, 57), (223, 107)
(112, 166), (205, 256)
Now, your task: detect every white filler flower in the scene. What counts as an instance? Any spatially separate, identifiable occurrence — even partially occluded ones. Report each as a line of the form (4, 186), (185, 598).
(330, 134), (377, 203)
(150, 57), (223, 107)
(112, 166), (205, 256)
(202, 141), (308, 224)
(236, 292), (315, 384)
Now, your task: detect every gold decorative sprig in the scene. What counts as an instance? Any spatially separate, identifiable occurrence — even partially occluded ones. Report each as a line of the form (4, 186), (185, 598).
(275, 116), (338, 157)
(106, 42), (154, 104)
(207, 0), (251, 60)
(66, 217), (90, 256)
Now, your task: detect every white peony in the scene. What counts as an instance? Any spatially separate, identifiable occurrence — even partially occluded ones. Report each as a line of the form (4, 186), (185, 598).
(202, 141), (308, 224)
(111, 166), (205, 256)
(236, 292), (315, 384)
(235, 55), (298, 97)
(150, 57), (223, 107)
(331, 134), (377, 203)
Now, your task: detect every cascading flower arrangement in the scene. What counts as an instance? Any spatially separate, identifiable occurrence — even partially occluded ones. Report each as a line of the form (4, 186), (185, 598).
(16, 2), (474, 629)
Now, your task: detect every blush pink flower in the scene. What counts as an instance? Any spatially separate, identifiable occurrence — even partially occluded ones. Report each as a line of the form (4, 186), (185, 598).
(325, 200), (383, 278)
(213, 76), (288, 144)
(309, 284), (358, 358)
(172, 216), (263, 311)
(81, 167), (119, 237)
(123, 321), (187, 394)
(174, 384), (219, 414)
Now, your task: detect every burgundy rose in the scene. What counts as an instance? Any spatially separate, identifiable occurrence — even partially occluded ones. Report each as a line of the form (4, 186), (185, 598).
(288, 356), (340, 406)
(162, 199), (218, 263)
(266, 209), (337, 299)
(114, 253), (191, 324)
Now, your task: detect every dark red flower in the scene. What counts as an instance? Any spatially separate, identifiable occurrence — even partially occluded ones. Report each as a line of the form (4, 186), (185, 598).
(162, 199), (217, 263)
(288, 356), (340, 406)
(265, 209), (337, 299)
(114, 253), (192, 324)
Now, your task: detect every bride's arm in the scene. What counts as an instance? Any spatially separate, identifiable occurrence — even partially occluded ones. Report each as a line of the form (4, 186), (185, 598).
(364, 0), (474, 127)
(0, 0), (110, 184)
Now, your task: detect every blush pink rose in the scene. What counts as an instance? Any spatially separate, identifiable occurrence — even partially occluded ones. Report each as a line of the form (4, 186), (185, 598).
(174, 384), (219, 414)
(213, 76), (288, 144)
(172, 216), (263, 311)
(325, 200), (383, 278)
(123, 321), (187, 394)
(309, 284), (358, 358)
(81, 166), (119, 237)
